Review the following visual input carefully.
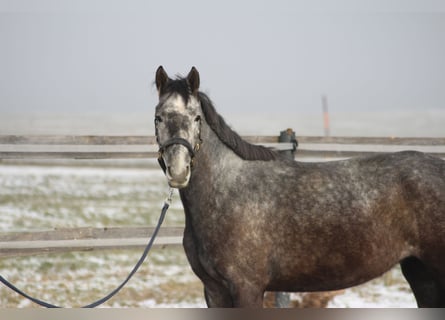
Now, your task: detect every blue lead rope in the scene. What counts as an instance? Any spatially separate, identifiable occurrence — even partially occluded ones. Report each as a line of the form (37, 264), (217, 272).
(0, 189), (173, 308)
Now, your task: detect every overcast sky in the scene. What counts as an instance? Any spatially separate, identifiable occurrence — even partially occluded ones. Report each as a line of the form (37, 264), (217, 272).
(1, 0), (445, 118)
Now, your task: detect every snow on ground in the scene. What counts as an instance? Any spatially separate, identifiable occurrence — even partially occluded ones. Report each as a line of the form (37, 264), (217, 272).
(0, 164), (417, 307)
(327, 267), (416, 308)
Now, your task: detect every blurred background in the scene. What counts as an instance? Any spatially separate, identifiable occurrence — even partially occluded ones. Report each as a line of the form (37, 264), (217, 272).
(1, 0), (444, 308)
(1, 0), (444, 137)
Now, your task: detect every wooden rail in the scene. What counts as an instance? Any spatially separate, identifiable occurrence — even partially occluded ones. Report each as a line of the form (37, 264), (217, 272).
(1, 135), (445, 160)
(1, 134), (444, 257)
(0, 227), (183, 258)
(1, 134), (445, 145)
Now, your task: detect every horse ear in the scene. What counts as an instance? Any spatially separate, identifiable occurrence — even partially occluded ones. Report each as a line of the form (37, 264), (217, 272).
(155, 66), (169, 96)
(187, 66), (200, 97)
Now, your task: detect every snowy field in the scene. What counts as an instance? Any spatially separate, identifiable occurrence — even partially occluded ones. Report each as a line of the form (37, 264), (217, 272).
(1, 109), (445, 137)
(0, 163), (417, 308)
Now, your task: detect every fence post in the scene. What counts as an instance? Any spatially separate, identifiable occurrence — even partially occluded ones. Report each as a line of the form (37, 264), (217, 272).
(274, 129), (297, 308)
(322, 95), (330, 137)
(278, 128), (298, 160)
(273, 291), (291, 308)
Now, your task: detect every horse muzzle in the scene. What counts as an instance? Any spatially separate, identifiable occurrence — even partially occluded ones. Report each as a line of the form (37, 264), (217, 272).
(157, 138), (196, 189)
(165, 162), (191, 189)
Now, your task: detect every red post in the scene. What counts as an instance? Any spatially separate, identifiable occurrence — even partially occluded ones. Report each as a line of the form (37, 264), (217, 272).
(322, 95), (330, 137)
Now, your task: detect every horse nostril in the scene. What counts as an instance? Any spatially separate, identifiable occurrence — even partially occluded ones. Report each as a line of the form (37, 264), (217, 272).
(181, 165), (190, 180)
(167, 166), (173, 178)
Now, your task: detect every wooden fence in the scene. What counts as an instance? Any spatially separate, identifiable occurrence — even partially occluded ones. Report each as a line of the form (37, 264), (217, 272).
(1, 134), (445, 258)
(1, 134), (445, 159)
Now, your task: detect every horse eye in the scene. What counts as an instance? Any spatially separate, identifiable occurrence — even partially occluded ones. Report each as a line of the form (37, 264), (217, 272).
(194, 115), (201, 122)
(155, 116), (163, 125)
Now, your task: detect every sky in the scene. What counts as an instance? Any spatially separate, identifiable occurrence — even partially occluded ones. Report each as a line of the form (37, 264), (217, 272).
(1, 0), (445, 122)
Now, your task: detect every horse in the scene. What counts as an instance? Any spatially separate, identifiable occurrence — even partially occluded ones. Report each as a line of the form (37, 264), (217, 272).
(153, 66), (445, 307)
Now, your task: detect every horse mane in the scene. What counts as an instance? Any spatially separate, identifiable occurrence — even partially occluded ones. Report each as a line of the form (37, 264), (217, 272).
(198, 92), (280, 161)
(160, 77), (280, 161)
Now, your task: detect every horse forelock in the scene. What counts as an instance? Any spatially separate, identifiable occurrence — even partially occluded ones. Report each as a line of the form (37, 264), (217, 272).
(160, 77), (192, 106)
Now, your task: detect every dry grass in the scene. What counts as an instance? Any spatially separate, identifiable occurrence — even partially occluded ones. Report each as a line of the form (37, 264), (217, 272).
(0, 164), (416, 307)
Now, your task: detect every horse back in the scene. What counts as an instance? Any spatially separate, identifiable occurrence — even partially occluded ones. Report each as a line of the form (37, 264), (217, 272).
(266, 151), (445, 290)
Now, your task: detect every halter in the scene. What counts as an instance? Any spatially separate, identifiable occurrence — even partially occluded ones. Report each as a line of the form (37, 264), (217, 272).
(157, 138), (199, 173)
(156, 121), (202, 174)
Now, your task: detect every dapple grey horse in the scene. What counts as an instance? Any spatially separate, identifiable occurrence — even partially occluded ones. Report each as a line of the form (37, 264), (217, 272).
(154, 66), (445, 307)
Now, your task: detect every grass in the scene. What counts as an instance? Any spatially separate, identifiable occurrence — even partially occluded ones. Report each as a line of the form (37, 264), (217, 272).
(0, 164), (201, 307)
(0, 164), (183, 230)
(0, 163), (416, 307)
(0, 248), (204, 308)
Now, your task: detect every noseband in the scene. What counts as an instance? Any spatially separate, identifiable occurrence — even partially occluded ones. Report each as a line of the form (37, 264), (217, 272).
(155, 113), (202, 174)
(157, 138), (201, 174)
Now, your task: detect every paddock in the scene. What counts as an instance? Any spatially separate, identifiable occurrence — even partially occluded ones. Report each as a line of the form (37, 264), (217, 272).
(0, 134), (444, 307)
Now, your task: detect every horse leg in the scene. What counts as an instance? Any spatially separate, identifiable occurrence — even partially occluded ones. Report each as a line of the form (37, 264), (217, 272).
(400, 257), (445, 307)
(230, 284), (265, 308)
(204, 282), (233, 307)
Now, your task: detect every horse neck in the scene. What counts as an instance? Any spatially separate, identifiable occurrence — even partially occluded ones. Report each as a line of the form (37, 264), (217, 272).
(196, 119), (243, 173)
(179, 119), (243, 202)
(178, 119), (246, 230)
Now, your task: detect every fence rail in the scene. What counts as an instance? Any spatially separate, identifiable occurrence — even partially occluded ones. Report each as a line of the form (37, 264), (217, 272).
(0, 227), (183, 258)
(1, 134), (444, 257)
(1, 134), (445, 145)
(1, 135), (445, 160)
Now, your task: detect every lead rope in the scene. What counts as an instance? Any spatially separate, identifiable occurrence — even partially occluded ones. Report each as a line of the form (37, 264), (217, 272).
(0, 188), (174, 308)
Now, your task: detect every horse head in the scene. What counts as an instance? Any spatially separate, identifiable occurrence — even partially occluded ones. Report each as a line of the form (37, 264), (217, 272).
(154, 66), (203, 189)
